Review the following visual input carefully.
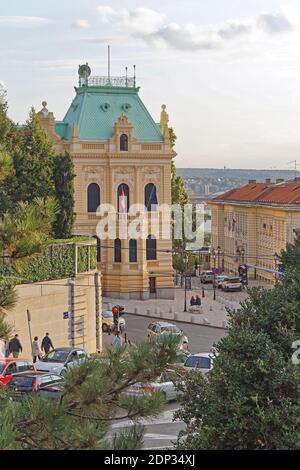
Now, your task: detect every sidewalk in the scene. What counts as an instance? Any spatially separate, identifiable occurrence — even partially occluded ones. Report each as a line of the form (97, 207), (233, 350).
(103, 278), (271, 329)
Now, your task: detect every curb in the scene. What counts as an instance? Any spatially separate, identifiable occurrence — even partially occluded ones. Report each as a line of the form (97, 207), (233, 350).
(123, 310), (228, 331)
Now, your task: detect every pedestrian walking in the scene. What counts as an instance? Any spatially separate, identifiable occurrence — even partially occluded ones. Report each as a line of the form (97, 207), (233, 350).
(4, 340), (9, 358)
(112, 331), (122, 349)
(8, 334), (23, 358)
(32, 337), (42, 363)
(41, 332), (54, 355)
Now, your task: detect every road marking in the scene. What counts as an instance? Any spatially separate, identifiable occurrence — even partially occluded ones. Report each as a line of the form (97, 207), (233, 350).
(144, 433), (178, 439)
(110, 408), (181, 429)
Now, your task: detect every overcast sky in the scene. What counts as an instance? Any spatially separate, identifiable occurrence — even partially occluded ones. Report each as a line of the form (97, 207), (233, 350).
(2, 0), (300, 169)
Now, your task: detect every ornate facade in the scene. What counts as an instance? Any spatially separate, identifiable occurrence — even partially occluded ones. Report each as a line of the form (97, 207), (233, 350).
(38, 65), (175, 299)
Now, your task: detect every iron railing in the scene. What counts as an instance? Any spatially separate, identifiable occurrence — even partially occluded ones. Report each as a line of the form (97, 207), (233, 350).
(79, 75), (136, 88)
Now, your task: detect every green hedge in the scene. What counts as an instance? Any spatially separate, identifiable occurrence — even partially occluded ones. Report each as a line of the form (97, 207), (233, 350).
(21, 244), (75, 282)
(1, 240), (97, 284)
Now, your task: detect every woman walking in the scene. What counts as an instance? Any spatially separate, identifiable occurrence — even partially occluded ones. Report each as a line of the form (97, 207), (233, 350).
(32, 336), (42, 363)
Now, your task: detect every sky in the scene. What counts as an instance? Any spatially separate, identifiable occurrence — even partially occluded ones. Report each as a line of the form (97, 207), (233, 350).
(2, 0), (300, 169)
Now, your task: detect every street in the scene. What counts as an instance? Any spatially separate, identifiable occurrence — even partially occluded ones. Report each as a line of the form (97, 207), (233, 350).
(103, 313), (227, 353)
(109, 402), (184, 450)
(104, 314), (227, 449)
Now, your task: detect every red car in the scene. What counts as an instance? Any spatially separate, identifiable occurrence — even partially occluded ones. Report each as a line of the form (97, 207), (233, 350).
(0, 358), (36, 388)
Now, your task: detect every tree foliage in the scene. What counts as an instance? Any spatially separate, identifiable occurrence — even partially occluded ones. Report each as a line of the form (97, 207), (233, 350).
(0, 335), (183, 450)
(8, 108), (55, 204)
(175, 242), (300, 449)
(0, 198), (57, 338)
(52, 153), (75, 238)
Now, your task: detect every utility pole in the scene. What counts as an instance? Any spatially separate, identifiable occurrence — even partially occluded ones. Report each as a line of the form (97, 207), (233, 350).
(26, 309), (33, 348)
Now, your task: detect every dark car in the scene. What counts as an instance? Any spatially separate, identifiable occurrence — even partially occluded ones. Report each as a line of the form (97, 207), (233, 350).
(9, 372), (64, 401)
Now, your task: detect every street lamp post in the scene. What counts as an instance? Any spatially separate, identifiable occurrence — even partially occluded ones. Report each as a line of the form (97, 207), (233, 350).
(217, 246), (221, 272)
(212, 249), (216, 301)
(184, 253), (188, 312)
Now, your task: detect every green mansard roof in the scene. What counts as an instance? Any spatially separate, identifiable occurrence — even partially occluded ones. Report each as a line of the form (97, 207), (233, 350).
(55, 78), (164, 143)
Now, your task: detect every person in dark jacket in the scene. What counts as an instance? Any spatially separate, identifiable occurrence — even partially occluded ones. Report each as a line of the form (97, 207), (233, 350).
(190, 296), (196, 306)
(8, 334), (23, 358)
(41, 333), (54, 355)
(195, 295), (201, 306)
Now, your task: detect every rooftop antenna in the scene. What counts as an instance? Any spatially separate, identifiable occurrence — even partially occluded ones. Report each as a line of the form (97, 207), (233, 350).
(133, 64), (136, 87)
(287, 160), (300, 178)
(125, 66), (128, 87)
(108, 45), (111, 83)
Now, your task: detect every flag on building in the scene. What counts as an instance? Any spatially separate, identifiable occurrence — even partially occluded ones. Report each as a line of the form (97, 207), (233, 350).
(120, 185), (127, 212)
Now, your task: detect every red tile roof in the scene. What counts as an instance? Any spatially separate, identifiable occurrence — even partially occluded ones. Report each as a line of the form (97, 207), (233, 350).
(213, 183), (270, 202)
(212, 180), (300, 205)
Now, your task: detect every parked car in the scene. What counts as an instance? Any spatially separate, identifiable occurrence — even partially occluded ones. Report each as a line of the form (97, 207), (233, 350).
(9, 372), (64, 401)
(180, 353), (215, 377)
(35, 347), (90, 376)
(200, 271), (214, 283)
(216, 275), (229, 288)
(147, 321), (188, 345)
(102, 310), (126, 333)
(0, 358), (36, 388)
(222, 277), (242, 292)
(125, 370), (179, 402)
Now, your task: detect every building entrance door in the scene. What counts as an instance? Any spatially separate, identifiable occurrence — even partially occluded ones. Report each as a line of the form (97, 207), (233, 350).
(149, 277), (156, 297)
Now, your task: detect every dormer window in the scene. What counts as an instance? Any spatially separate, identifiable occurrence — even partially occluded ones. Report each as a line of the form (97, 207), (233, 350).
(120, 134), (128, 151)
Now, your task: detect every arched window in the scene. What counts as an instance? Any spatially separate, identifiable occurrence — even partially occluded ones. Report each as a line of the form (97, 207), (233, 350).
(146, 235), (156, 261)
(120, 134), (128, 151)
(87, 183), (100, 213)
(114, 239), (121, 263)
(129, 239), (137, 263)
(117, 183), (130, 213)
(145, 183), (158, 211)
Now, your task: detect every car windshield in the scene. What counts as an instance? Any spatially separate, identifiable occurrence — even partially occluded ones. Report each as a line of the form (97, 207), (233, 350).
(102, 311), (113, 318)
(10, 376), (35, 388)
(185, 356), (211, 369)
(161, 325), (180, 333)
(0, 362), (6, 374)
(228, 278), (240, 283)
(43, 350), (70, 363)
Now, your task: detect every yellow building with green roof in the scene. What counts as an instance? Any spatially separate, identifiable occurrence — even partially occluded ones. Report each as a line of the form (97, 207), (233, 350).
(38, 64), (175, 300)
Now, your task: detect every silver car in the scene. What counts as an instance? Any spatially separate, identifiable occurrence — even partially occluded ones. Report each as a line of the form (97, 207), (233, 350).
(35, 347), (90, 376)
(181, 353), (215, 378)
(125, 370), (179, 402)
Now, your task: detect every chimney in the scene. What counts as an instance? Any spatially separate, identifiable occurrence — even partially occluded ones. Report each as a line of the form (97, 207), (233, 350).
(248, 179), (256, 184)
(276, 178), (284, 184)
(265, 178), (271, 184)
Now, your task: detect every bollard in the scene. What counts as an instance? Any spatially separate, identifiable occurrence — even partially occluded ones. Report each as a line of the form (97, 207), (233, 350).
(147, 309), (151, 316)
(134, 307), (138, 315)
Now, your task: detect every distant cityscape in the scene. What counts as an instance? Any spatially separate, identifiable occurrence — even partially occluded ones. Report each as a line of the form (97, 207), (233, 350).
(177, 168), (300, 198)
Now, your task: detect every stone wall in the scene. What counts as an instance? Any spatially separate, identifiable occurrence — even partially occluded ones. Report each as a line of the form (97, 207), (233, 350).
(1, 272), (102, 358)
